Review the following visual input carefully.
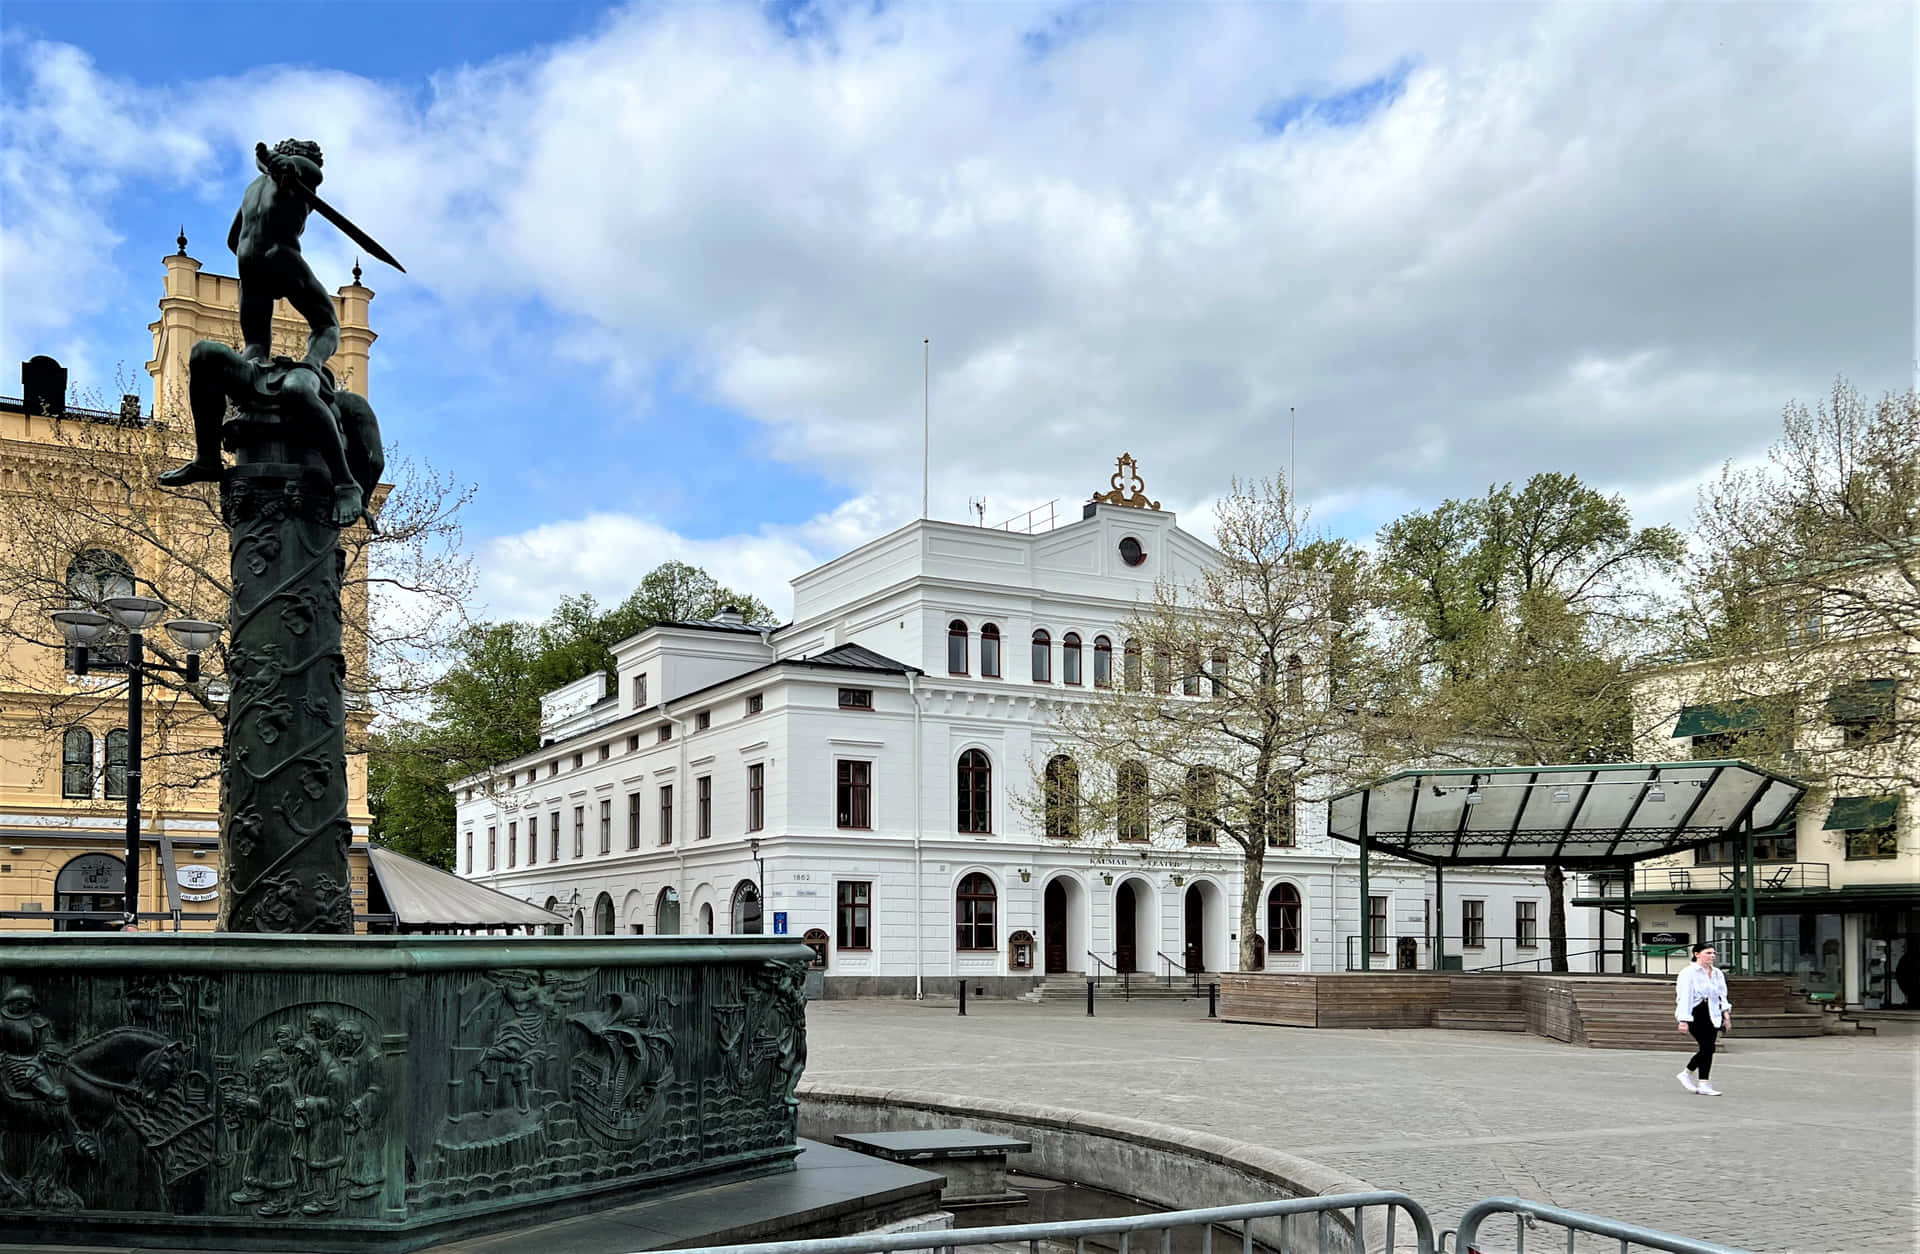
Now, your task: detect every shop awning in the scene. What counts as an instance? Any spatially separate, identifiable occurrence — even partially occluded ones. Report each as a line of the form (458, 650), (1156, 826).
(1824, 679), (1896, 724)
(1672, 700), (1774, 739)
(1822, 795), (1897, 831)
(1325, 760), (1806, 866)
(366, 847), (566, 931)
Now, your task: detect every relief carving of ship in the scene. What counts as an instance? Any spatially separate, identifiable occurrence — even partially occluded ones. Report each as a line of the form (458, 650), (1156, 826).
(565, 991), (674, 1146)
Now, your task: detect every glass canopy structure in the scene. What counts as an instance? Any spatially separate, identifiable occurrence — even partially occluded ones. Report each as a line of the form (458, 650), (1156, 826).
(1326, 760), (1806, 972)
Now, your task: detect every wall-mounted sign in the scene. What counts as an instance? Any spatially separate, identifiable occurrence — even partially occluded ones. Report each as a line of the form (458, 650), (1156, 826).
(772, 911), (789, 935)
(1643, 930), (1690, 947)
(177, 864), (220, 902)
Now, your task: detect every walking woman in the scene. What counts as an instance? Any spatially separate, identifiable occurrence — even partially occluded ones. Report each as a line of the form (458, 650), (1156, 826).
(1676, 942), (1732, 1095)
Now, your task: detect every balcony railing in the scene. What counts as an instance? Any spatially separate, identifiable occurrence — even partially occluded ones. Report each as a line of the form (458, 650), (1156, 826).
(1576, 862), (1831, 898)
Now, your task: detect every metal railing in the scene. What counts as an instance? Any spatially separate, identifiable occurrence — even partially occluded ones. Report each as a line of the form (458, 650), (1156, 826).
(1575, 864), (1830, 898)
(1343, 935), (1614, 974)
(1087, 950), (1132, 999)
(667, 1191), (1435, 1254)
(1449, 1197), (1752, 1253)
(1158, 949), (1196, 982)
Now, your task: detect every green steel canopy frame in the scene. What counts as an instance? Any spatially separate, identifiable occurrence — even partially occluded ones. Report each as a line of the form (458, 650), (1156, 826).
(1325, 760), (1807, 973)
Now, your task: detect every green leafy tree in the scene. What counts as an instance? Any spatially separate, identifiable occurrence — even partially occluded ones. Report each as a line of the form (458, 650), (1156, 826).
(367, 564), (774, 866)
(1673, 380), (1920, 825)
(1378, 473), (1683, 968)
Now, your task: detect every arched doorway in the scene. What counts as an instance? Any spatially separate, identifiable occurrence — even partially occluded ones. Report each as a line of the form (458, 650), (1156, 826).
(55, 853), (123, 931)
(1044, 880), (1068, 972)
(1114, 877), (1157, 973)
(700, 902), (715, 934)
(543, 896), (563, 936)
(1184, 884), (1205, 973)
(730, 880), (763, 934)
(593, 892), (615, 935)
(656, 886), (681, 935)
(1043, 875), (1088, 974)
(572, 909), (586, 935)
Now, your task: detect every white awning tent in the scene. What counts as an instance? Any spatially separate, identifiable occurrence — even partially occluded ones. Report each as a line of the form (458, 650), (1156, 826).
(365, 846), (566, 933)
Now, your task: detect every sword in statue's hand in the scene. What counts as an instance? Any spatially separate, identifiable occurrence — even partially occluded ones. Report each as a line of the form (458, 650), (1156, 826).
(255, 142), (406, 274)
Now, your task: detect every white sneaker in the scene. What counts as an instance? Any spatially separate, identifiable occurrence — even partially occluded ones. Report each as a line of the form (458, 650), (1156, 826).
(1696, 1082), (1721, 1096)
(1677, 1071), (1699, 1093)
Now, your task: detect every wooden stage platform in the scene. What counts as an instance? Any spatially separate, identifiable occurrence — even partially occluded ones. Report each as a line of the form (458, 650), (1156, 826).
(1216, 972), (1826, 1048)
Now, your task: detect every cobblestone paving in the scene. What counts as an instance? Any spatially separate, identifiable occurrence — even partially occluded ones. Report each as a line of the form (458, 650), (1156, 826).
(804, 999), (1918, 1254)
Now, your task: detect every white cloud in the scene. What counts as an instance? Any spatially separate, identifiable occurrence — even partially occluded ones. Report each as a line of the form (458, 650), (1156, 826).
(3, 1), (1910, 619)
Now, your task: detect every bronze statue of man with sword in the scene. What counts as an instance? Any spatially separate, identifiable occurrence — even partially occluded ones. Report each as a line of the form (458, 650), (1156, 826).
(160, 139), (401, 530)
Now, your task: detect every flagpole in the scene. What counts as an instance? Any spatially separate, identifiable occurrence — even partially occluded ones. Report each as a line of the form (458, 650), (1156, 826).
(923, 338), (930, 520)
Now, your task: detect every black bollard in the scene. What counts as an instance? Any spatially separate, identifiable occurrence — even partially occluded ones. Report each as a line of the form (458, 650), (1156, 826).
(1208, 982), (1219, 1018)
(1086, 978), (1095, 1017)
(958, 979), (967, 1016)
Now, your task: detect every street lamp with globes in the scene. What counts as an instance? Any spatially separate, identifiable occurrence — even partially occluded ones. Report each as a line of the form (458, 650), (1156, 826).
(51, 598), (222, 930)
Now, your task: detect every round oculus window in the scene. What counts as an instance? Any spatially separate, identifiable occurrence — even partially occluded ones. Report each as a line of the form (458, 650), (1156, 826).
(1118, 536), (1146, 567)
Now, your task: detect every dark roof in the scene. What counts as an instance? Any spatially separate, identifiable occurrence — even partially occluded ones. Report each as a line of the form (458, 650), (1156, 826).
(786, 643), (919, 675)
(657, 617), (790, 636)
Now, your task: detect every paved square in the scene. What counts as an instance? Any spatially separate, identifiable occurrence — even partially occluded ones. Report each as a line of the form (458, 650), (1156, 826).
(805, 999), (1918, 1253)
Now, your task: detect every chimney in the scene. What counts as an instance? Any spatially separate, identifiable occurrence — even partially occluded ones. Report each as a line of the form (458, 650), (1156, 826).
(715, 605), (746, 626)
(21, 356), (66, 418)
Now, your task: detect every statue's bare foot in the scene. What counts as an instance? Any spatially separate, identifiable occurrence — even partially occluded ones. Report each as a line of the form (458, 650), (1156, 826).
(331, 484), (364, 528)
(158, 459), (223, 488)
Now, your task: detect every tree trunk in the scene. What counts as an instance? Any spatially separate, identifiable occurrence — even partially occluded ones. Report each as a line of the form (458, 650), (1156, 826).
(1239, 841), (1265, 972)
(1545, 861), (1569, 973)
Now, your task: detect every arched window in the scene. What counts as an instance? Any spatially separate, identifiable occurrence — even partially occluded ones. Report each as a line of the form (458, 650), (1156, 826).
(1210, 650), (1228, 697)
(1286, 654), (1305, 706)
(103, 730), (128, 801)
(66, 550), (134, 667)
(1268, 884), (1302, 955)
(593, 892), (616, 935)
(731, 880), (763, 933)
(54, 852), (125, 932)
(980, 624), (1002, 678)
(957, 749), (992, 833)
(61, 728), (93, 799)
(1123, 639), (1142, 691)
(1117, 761), (1149, 842)
(66, 549), (134, 605)
(1031, 629), (1052, 683)
(1185, 766), (1217, 844)
(948, 619), (969, 674)
(1061, 633), (1082, 685)
(542, 895), (562, 936)
(955, 872), (997, 950)
(1093, 636), (1113, 688)
(700, 901), (715, 934)
(1043, 754), (1079, 839)
(1182, 646), (1202, 696)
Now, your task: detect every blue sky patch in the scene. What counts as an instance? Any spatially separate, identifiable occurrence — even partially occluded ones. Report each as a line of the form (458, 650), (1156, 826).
(1260, 59), (1413, 134)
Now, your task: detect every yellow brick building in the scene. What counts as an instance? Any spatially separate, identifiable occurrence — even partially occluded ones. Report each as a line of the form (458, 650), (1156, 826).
(0, 241), (378, 929)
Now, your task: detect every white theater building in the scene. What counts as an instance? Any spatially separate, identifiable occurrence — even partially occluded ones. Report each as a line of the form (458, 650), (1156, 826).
(453, 466), (1588, 996)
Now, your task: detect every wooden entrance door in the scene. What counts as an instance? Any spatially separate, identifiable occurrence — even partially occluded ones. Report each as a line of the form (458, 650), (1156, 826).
(1184, 883), (1205, 973)
(1044, 880), (1068, 973)
(1115, 881), (1137, 973)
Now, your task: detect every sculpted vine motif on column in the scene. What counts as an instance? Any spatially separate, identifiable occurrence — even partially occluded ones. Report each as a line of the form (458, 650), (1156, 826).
(218, 468), (353, 933)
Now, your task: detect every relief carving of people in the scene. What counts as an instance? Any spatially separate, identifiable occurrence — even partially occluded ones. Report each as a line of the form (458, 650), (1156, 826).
(461, 970), (588, 1115)
(329, 1021), (384, 1202)
(223, 1051), (299, 1218)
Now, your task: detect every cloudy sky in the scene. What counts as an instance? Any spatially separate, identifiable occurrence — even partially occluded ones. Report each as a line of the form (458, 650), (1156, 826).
(3, 0), (1912, 622)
